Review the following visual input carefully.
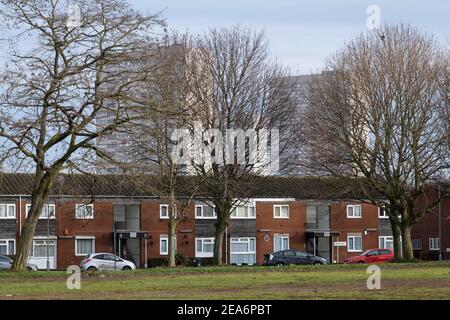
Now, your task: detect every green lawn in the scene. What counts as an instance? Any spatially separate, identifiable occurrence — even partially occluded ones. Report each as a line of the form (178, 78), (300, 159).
(1, 261), (449, 300)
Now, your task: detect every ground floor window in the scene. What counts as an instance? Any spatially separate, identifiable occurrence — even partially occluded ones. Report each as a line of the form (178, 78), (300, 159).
(347, 235), (362, 252)
(429, 238), (440, 251)
(412, 239), (422, 250)
(379, 236), (393, 250)
(75, 237), (95, 256)
(230, 237), (256, 265)
(274, 234), (289, 252)
(0, 239), (15, 255)
(195, 238), (214, 258)
(160, 235), (177, 255)
(31, 239), (55, 258)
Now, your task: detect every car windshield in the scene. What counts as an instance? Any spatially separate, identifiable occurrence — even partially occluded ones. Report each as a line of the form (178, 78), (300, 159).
(362, 250), (372, 256)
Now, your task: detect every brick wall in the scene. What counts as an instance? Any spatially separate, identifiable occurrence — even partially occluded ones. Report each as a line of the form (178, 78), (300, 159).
(330, 202), (379, 261)
(255, 201), (306, 264)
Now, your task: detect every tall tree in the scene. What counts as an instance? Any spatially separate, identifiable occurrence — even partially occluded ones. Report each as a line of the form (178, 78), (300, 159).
(124, 34), (206, 267)
(300, 24), (449, 260)
(184, 27), (298, 265)
(0, 0), (162, 270)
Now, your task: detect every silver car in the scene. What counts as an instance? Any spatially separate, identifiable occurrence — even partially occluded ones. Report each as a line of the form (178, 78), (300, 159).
(80, 253), (136, 271)
(0, 255), (38, 271)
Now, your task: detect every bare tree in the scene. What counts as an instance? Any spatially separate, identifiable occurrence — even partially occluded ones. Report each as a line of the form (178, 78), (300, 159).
(124, 34), (206, 267)
(300, 24), (449, 260)
(0, 0), (162, 270)
(184, 27), (298, 265)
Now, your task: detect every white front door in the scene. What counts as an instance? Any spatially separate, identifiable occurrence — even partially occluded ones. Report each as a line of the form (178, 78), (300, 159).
(28, 239), (56, 269)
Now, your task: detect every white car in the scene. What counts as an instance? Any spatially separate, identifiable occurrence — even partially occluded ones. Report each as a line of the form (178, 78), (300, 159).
(80, 253), (136, 271)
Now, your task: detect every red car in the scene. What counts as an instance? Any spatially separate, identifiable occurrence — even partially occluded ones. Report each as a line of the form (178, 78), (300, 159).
(344, 249), (394, 264)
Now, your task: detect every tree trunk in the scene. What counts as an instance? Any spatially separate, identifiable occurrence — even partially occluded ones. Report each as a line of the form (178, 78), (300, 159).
(391, 220), (403, 260)
(11, 193), (46, 271)
(12, 172), (55, 271)
(168, 201), (178, 268)
(213, 220), (227, 265)
(401, 224), (414, 260)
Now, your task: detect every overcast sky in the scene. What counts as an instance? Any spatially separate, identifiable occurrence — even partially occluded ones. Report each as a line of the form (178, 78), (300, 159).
(128, 0), (449, 74)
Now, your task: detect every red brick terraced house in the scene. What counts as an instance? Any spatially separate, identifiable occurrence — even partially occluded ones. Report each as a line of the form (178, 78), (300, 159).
(0, 173), (447, 269)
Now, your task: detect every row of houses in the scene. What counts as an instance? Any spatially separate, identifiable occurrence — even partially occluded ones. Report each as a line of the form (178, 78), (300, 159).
(0, 173), (448, 269)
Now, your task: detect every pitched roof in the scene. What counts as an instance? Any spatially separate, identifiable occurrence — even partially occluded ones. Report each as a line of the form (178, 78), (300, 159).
(0, 172), (382, 200)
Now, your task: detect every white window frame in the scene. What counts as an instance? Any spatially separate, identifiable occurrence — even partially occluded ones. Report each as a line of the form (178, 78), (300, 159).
(30, 238), (56, 258)
(75, 236), (96, 256)
(75, 204), (94, 220)
(195, 205), (216, 219)
(231, 204), (256, 219)
(195, 237), (215, 258)
(230, 237), (256, 265)
(347, 205), (362, 218)
(26, 204), (56, 220)
(378, 207), (388, 219)
(347, 235), (363, 252)
(0, 203), (16, 219)
(379, 236), (393, 249)
(0, 239), (16, 255)
(429, 238), (440, 251)
(273, 205), (289, 219)
(160, 204), (169, 219)
(160, 235), (177, 255)
(273, 234), (289, 252)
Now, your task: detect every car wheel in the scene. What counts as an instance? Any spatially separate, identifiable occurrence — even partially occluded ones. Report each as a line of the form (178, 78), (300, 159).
(122, 266), (132, 271)
(357, 261), (365, 264)
(313, 261), (323, 265)
(276, 262), (285, 266)
(26, 266), (32, 271)
(87, 266), (97, 272)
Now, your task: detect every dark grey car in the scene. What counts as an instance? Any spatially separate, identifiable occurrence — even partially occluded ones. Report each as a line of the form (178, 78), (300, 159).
(264, 250), (326, 266)
(0, 255), (38, 271)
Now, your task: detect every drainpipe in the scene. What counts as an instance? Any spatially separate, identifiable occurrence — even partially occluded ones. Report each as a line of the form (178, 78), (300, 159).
(438, 185), (442, 261)
(225, 226), (228, 265)
(19, 196), (22, 236)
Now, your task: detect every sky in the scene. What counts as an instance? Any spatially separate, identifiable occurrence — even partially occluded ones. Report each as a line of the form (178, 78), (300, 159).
(128, 0), (450, 74)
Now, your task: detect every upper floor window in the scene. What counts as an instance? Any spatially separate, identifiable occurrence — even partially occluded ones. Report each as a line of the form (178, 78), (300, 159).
(429, 238), (440, 251)
(76, 204), (94, 219)
(160, 204), (169, 219)
(347, 205), (361, 218)
(26, 204), (55, 219)
(231, 204), (256, 219)
(0, 204), (15, 219)
(195, 205), (216, 219)
(273, 205), (289, 218)
(378, 207), (388, 218)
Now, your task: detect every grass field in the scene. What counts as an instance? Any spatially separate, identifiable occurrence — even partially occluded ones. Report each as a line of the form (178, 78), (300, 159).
(1, 261), (449, 300)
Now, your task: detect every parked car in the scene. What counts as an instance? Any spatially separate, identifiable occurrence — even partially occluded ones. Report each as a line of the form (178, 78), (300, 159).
(264, 250), (327, 266)
(0, 255), (38, 271)
(344, 249), (394, 264)
(80, 253), (136, 271)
